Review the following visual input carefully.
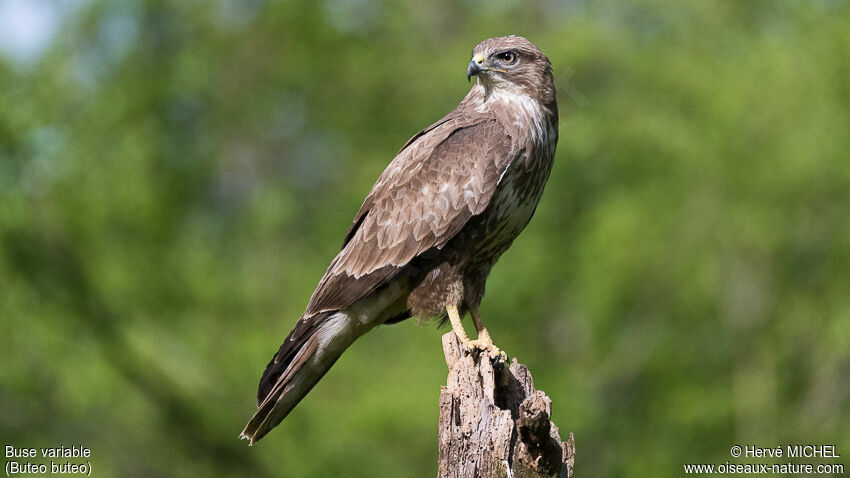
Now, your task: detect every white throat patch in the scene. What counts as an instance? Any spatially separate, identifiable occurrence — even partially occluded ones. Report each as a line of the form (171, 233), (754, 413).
(476, 86), (552, 149)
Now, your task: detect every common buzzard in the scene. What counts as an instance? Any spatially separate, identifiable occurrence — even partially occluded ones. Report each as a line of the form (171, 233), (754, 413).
(242, 35), (558, 444)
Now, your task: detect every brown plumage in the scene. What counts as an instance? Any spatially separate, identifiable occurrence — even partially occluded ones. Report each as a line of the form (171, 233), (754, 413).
(242, 35), (559, 444)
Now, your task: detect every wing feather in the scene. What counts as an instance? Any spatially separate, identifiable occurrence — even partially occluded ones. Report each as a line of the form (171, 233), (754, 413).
(305, 117), (516, 315)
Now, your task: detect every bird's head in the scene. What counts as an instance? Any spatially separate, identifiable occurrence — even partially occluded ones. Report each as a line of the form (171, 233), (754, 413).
(466, 35), (554, 101)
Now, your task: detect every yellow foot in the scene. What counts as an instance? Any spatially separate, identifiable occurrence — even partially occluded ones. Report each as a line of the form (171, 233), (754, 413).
(446, 305), (507, 362)
(460, 334), (507, 362)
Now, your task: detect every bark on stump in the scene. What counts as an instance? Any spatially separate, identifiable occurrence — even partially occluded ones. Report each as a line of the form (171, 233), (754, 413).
(437, 333), (575, 478)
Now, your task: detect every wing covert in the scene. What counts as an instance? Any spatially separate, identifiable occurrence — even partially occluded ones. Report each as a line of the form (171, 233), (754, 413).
(306, 118), (516, 315)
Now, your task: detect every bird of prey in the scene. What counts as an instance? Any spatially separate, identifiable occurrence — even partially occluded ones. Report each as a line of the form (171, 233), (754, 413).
(242, 35), (558, 444)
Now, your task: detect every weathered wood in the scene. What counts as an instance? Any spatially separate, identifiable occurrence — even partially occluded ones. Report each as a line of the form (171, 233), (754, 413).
(437, 333), (575, 478)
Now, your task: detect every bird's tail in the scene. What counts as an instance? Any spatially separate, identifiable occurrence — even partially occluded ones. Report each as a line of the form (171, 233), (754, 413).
(241, 311), (350, 444)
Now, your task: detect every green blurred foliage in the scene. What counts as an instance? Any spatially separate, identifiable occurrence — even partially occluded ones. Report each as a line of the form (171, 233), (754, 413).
(2, 0), (849, 476)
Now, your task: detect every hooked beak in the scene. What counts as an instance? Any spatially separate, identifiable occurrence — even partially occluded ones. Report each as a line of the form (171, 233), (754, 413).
(466, 53), (485, 81)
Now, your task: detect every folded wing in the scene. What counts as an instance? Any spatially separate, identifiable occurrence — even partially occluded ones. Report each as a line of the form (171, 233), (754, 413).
(305, 118), (517, 316)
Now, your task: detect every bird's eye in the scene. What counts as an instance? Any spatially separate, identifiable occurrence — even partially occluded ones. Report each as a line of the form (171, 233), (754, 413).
(497, 51), (517, 65)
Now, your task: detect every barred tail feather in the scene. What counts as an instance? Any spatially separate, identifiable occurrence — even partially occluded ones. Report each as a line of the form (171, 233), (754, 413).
(241, 311), (349, 445)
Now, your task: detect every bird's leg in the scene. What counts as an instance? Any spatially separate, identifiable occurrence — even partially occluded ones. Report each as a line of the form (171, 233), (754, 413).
(469, 307), (492, 347)
(446, 303), (506, 361)
(447, 304), (472, 346)
(469, 306), (507, 361)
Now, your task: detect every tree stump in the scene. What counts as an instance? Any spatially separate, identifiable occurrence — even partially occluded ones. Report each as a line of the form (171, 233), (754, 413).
(437, 333), (575, 478)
